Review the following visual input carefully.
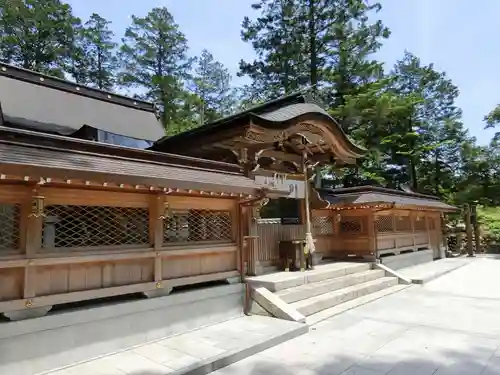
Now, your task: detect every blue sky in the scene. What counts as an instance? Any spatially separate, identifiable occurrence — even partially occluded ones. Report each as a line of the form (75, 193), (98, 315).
(67, 0), (498, 145)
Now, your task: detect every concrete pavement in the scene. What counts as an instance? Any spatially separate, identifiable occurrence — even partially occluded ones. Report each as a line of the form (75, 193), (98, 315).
(212, 257), (500, 375)
(46, 315), (307, 375)
(399, 257), (470, 284)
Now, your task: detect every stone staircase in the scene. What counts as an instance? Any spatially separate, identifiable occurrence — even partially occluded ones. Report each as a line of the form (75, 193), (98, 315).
(247, 262), (409, 323)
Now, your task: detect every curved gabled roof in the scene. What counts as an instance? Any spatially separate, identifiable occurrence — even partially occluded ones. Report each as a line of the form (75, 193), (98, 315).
(153, 91), (366, 163)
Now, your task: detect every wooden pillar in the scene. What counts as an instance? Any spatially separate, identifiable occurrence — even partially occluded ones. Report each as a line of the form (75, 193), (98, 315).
(464, 203), (474, 257)
(144, 194), (172, 298)
(367, 210), (376, 259)
(439, 213), (446, 259)
(425, 214), (432, 251)
(4, 187), (53, 321)
(472, 204), (481, 253)
(301, 151), (315, 270)
(245, 206), (259, 276)
(150, 194), (164, 285)
(24, 189), (42, 301)
(409, 212), (416, 247)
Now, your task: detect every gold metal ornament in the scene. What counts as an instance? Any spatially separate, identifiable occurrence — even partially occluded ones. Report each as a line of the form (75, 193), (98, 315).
(28, 195), (46, 218)
(158, 201), (171, 220)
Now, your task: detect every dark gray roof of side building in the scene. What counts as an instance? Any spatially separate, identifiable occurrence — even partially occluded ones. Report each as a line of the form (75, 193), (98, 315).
(318, 186), (457, 211)
(0, 63), (165, 142)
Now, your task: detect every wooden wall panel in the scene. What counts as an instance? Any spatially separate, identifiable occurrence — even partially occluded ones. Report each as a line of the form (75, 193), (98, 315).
(377, 237), (395, 250)
(0, 268), (23, 301)
(162, 251), (237, 279)
(396, 236), (414, 248)
(0, 185), (31, 203)
(344, 238), (371, 255)
(414, 234), (428, 246)
(41, 187), (149, 207)
(167, 196), (235, 211)
(34, 260), (154, 296)
(315, 236), (334, 253)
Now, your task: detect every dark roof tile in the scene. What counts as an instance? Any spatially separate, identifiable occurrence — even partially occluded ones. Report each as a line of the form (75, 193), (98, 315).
(0, 141), (269, 194)
(319, 187), (457, 211)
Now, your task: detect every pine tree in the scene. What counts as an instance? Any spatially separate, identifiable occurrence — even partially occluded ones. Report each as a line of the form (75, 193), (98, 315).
(78, 13), (118, 90)
(189, 49), (236, 123)
(239, 0), (307, 101)
(239, 0), (389, 108)
(0, 0), (80, 77)
(390, 52), (467, 196)
(118, 7), (193, 132)
(484, 104), (500, 144)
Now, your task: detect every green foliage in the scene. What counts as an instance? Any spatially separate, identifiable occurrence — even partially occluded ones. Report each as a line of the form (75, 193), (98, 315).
(0, 0), (499, 212)
(0, 0), (80, 77)
(477, 206), (500, 244)
(189, 49), (237, 123)
(118, 7), (194, 132)
(79, 13), (118, 90)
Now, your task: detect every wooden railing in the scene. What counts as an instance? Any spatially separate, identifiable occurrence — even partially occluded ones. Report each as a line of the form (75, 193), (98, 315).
(375, 211), (442, 257)
(0, 184), (240, 320)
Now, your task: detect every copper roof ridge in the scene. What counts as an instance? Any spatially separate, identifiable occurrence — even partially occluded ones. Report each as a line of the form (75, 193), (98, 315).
(0, 62), (154, 112)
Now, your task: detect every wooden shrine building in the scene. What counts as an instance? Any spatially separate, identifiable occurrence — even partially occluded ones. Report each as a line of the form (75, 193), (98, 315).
(0, 63), (291, 323)
(0, 63), (456, 323)
(153, 94), (457, 274)
(311, 186), (457, 263)
(0, 63), (460, 375)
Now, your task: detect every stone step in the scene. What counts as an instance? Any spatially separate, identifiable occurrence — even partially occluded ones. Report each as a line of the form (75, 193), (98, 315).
(307, 284), (411, 326)
(276, 269), (386, 303)
(247, 262), (372, 292)
(291, 277), (399, 316)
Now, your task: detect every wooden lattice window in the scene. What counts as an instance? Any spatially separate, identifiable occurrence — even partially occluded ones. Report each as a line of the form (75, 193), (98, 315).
(375, 215), (393, 233)
(42, 205), (150, 249)
(414, 216), (427, 231)
(313, 216), (334, 236)
(340, 217), (362, 234)
(164, 210), (233, 244)
(0, 203), (21, 253)
(395, 215), (411, 232)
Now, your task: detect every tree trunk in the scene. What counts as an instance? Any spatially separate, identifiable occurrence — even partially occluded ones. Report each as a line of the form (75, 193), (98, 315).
(308, 0), (317, 89)
(408, 116), (418, 191)
(434, 150), (440, 195)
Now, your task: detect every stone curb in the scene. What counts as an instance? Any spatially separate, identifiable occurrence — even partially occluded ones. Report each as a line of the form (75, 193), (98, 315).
(168, 321), (308, 375)
(373, 263), (412, 285)
(410, 262), (470, 284)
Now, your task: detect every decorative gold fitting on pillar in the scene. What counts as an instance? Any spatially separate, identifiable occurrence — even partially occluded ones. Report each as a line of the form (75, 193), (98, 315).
(155, 282), (162, 289)
(25, 299), (33, 308)
(158, 201), (171, 220)
(28, 195), (46, 218)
